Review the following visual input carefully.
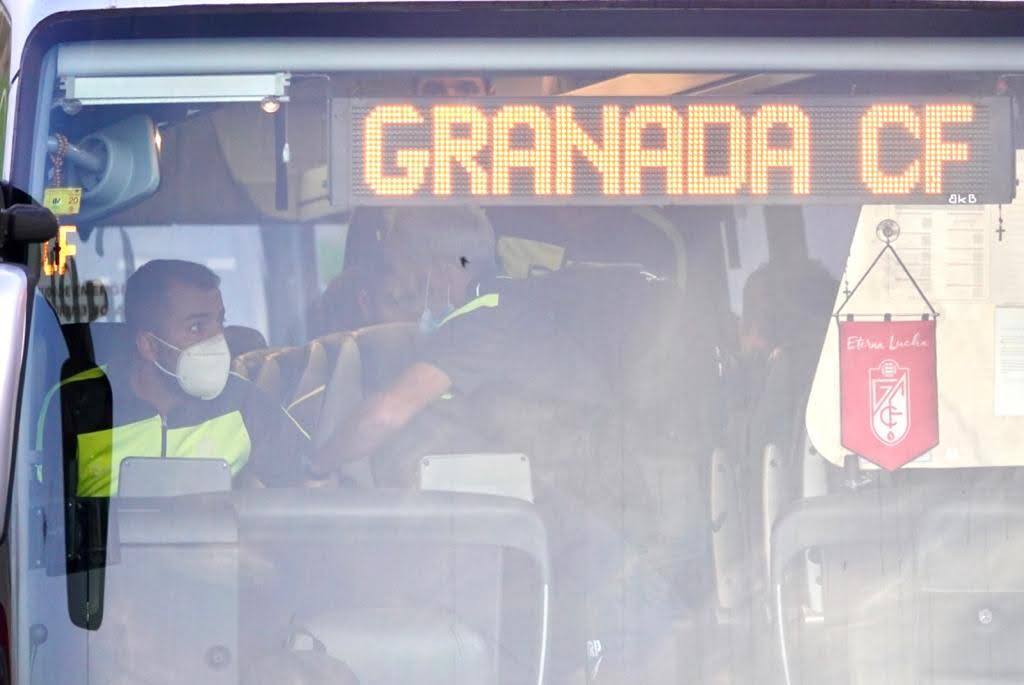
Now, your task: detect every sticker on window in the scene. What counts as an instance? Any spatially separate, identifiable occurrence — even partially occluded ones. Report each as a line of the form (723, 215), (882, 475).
(42, 187), (83, 216)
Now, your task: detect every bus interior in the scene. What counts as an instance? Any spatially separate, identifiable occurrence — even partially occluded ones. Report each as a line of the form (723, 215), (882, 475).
(15, 53), (1024, 685)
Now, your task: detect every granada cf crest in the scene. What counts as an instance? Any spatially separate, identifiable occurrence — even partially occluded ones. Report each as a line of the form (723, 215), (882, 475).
(870, 359), (910, 446)
(838, 320), (939, 470)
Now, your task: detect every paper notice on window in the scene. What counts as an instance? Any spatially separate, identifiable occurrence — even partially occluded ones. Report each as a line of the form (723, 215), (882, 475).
(995, 307), (1024, 417)
(871, 206), (990, 306)
(939, 208), (990, 302)
(882, 209), (934, 304)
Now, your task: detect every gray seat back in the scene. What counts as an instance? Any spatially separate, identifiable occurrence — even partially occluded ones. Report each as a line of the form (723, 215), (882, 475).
(236, 489), (550, 685)
(771, 478), (1024, 685)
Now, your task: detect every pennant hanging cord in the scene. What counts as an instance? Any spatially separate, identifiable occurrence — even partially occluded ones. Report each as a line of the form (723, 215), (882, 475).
(834, 219), (938, 321)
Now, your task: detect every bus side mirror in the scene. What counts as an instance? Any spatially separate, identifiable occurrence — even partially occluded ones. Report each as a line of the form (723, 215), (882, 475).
(50, 115), (161, 224)
(0, 203), (59, 247)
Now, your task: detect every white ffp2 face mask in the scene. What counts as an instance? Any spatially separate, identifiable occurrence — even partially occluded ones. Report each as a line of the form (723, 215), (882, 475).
(150, 332), (232, 400)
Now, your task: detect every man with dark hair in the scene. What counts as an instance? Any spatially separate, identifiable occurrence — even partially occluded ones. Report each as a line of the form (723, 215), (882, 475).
(124, 259), (222, 338)
(53, 258), (311, 496)
(735, 256), (839, 460)
(740, 256), (839, 360)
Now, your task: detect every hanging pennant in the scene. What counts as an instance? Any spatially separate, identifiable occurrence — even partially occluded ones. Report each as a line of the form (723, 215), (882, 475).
(835, 220), (940, 471)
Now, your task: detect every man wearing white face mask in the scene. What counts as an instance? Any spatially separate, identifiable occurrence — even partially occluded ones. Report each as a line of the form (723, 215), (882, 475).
(57, 259), (311, 497)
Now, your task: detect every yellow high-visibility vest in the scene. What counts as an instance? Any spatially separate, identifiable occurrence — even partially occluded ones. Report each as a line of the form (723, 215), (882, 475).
(39, 367), (253, 497)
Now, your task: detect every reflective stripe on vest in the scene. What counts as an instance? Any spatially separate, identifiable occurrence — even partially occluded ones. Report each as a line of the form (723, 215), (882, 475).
(40, 367), (254, 496)
(439, 292), (500, 327)
(76, 410), (251, 497)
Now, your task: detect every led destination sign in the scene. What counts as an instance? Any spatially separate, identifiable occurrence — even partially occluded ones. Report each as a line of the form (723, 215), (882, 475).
(332, 97), (1014, 205)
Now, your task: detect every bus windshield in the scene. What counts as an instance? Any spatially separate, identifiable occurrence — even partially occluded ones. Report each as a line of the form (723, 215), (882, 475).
(10, 14), (1024, 685)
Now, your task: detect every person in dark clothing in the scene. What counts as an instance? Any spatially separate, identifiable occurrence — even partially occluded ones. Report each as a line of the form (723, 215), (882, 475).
(736, 256), (839, 416)
(312, 208), (686, 685)
(312, 206), (605, 474)
(47, 259), (311, 496)
(740, 256), (839, 363)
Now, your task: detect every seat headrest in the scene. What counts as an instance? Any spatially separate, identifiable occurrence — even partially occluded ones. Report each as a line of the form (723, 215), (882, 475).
(234, 345), (311, 406)
(302, 324), (417, 451)
(310, 333), (363, 447)
(224, 325), (268, 357)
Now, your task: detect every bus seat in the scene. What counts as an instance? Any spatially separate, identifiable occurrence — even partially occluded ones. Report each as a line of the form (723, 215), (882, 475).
(770, 477), (1024, 684)
(225, 325), (268, 357)
(281, 334), (335, 431)
(296, 608), (492, 685)
(754, 344), (820, 583)
(293, 333), (363, 447)
(706, 341), (852, 679)
(289, 323), (417, 439)
(235, 323), (416, 463)
(93, 496), (239, 685)
(710, 446), (748, 612)
(234, 345), (313, 405)
(311, 325), (417, 485)
(240, 489), (550, 685)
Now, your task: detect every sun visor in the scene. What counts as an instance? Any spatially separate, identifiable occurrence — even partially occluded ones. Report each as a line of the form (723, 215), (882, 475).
(211, 103), (336, 222)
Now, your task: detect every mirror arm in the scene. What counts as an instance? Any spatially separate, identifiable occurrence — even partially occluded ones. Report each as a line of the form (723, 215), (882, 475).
(46, 136), (105, 174)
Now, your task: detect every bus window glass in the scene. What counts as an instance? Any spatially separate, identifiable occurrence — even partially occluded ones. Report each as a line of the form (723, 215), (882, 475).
(314, 223), (349, 290)
(42, 224), (270, 337)
(9, 21), (1024, 685)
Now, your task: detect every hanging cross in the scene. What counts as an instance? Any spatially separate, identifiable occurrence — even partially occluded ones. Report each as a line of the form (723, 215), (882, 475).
(997, 205), (1006, 242)
(843, 277), (852, 299)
